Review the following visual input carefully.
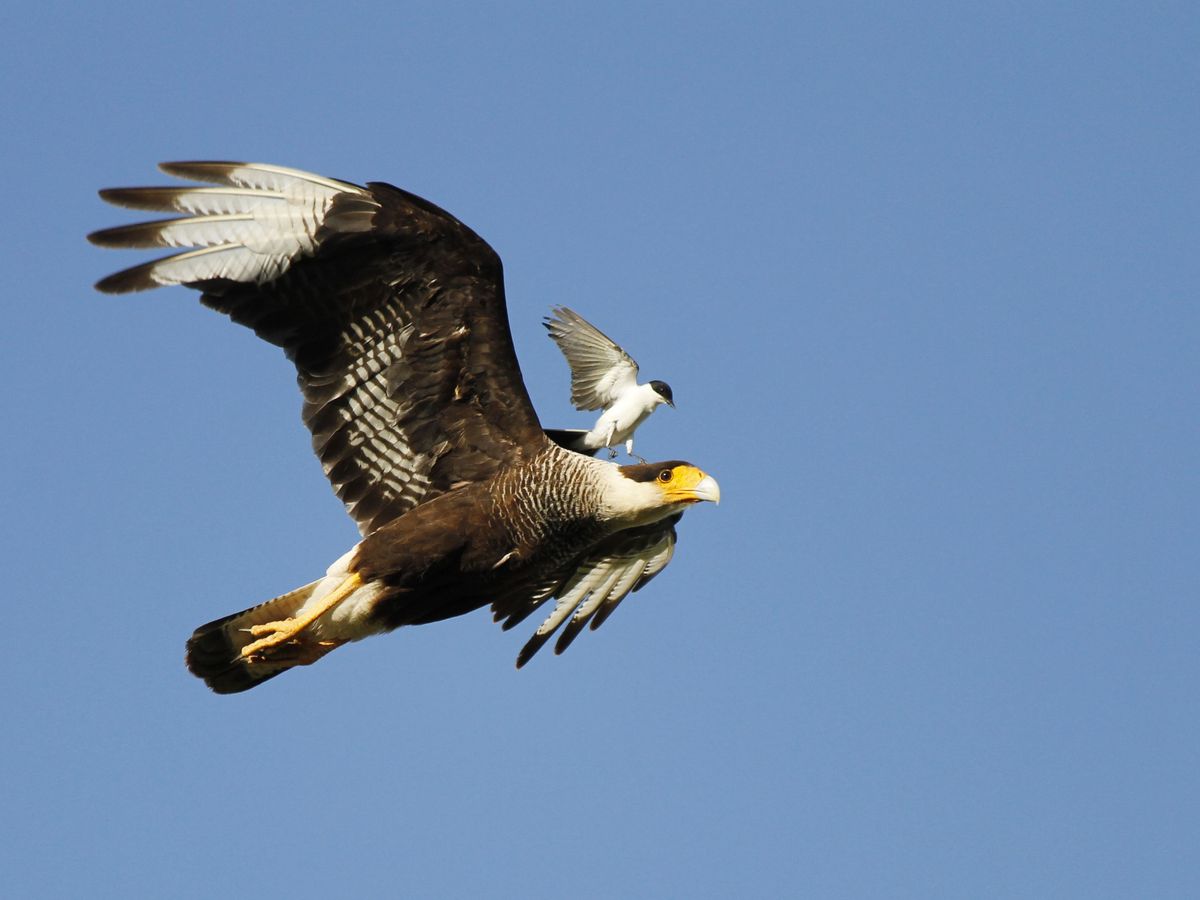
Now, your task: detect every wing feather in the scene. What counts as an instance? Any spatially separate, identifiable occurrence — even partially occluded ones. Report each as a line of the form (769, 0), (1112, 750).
(509, 513), (681, 667)
(92, 161), (548, 535)
(544, 306), (640, 410)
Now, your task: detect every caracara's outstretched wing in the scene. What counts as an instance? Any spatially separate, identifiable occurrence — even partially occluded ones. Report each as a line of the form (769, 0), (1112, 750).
(544, 305), (640, 411)
(90, 162), (547, 535)
(492, 513), (682, 667)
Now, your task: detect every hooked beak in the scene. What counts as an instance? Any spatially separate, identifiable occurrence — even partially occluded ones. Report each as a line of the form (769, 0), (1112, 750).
(665, 468), (720, 505)
(692, 473), (719, 504)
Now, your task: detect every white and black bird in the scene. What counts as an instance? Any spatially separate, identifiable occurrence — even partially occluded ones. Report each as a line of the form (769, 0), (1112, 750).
(543, 305), (675, 460)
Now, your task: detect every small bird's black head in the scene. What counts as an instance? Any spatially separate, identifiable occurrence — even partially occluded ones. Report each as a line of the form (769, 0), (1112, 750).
(649, 380), (675, 407)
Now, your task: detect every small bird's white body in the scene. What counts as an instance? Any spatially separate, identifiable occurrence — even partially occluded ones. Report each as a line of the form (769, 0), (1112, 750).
(578, 381), (672, 456)
(544, 306), (674, 459)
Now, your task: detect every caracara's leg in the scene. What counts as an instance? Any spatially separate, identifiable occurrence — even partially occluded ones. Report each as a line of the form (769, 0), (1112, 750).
(240, 573), (362, 661)
(244, 638), (347, 668)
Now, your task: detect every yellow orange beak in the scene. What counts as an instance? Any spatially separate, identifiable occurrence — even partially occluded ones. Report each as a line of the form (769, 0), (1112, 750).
(664, 466), (720, 505)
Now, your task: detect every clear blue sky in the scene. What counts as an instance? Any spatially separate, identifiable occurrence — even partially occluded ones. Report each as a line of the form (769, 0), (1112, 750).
(2, 2), (1196, 897)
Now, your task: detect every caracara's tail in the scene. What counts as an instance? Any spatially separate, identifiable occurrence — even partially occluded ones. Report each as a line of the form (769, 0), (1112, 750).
(186, 580), (329, 694)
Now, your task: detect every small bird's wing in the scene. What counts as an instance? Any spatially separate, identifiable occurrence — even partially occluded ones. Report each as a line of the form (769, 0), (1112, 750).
(492, 513), (682, 667)
(544, 305), (640, 411)
(90, 162), (547, 536)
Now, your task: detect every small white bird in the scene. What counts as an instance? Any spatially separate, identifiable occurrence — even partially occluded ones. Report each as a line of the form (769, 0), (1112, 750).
(544, 305), (675, 459)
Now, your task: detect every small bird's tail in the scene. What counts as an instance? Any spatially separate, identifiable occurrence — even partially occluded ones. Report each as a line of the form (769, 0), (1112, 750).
(544, 428), (600, 456)
(185, 580), (330, 694)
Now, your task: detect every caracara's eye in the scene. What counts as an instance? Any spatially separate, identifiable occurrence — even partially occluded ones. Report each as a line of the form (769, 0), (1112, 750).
(657, 468), (673, 484)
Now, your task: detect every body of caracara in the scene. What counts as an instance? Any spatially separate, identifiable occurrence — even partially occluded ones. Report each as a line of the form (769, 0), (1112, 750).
(90, 161), (720, 693)
(186, 447), (713, 693)
(359, 446), (621, 630)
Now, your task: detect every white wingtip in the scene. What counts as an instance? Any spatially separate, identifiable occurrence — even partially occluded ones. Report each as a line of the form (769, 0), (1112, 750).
(93, 162), (378, 292)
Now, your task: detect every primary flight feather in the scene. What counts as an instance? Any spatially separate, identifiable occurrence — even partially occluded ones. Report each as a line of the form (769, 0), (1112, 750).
(89, 161), (718, 693)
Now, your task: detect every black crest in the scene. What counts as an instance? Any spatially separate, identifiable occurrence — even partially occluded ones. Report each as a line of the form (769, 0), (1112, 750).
(618, 460), (691, 483)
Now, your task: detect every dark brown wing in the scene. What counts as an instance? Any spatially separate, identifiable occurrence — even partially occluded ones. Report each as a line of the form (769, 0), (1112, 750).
(90, 161), (548, 534)
(492, 513), (682, 668)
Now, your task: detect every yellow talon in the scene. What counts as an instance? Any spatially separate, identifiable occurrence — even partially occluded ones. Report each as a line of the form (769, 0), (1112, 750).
(239, 573), (362, 662)
(248, 621), (288, 637)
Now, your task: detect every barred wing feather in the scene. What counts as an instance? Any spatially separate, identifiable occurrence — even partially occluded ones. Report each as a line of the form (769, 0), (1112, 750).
(90, 161), (547, 536)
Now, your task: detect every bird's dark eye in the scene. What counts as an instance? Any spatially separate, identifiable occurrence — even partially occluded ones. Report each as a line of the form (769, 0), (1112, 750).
(658, 469), (673, 484)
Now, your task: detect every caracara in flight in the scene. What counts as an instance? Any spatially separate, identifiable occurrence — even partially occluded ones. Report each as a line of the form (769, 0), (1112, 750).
(89, 162), (719, 694)
(543, 305), (674, 460)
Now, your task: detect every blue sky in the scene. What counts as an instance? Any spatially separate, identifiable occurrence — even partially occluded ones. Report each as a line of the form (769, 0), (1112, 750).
(2, 2), (1197, 897)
